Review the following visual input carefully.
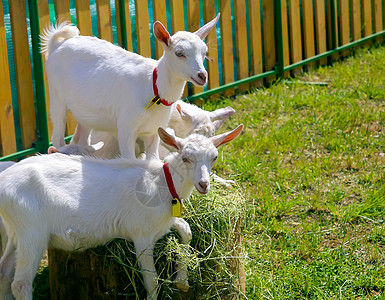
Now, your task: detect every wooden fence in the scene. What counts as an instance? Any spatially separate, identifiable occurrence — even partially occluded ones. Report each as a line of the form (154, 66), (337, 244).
(0, 0), (385, 160)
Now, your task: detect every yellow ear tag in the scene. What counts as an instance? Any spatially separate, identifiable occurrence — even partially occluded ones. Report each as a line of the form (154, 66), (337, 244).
(145, 96), (160, 110)
(172, 198), (182, 217)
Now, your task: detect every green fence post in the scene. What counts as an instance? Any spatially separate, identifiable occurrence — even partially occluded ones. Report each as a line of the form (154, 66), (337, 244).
(28, 0), (49, 154)
(118, 0), (128, 50)
(274, 0), (285, 79)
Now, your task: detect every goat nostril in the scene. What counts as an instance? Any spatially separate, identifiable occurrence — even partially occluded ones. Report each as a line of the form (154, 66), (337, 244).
(198, 72), (207, 82)
(199, 181), (209, 190)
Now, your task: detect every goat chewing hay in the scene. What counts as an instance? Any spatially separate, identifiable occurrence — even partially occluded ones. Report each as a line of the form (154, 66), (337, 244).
(32, 183), (246, 299)
(98, 184), (247, 299)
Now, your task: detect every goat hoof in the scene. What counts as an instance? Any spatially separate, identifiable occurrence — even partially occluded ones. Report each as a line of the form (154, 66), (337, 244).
(175, 281), (189, 292)
(225, 180), (236, 187)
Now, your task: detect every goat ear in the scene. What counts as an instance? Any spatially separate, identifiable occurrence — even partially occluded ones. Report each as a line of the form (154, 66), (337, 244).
(48, 146), (59, 154)
(209, 106), (235, 121)
(158, 127), (183, 150)
(87, 141), (104, 152)
(176, 103), (192, 121)
(154, 21), (171, 46)
(194, 13), (220, 40)
(210, 124), (243, 148)
(213, 119), (226, 132)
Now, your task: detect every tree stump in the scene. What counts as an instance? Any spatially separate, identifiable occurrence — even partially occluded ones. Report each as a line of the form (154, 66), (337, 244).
(48, 247), (140, 299)
(48, 238), (194, 300)
(48, 228), (246, 299)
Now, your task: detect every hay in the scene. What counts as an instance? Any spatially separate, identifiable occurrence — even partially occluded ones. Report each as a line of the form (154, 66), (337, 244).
(99, 183), (247, 299)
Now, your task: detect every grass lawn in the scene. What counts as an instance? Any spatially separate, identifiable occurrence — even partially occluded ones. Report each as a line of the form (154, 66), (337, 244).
(201, 44), (385, 299)
(33, 45), (385, 299)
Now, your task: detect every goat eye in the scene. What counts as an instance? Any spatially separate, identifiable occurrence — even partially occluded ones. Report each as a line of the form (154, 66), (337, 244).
(175, 51), (185, 58)
(182, 157), (190, 163)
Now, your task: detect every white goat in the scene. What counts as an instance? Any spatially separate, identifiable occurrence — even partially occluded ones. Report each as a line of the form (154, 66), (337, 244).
(0, 143), (103, 259)
(41, 14), (220, 159)
(0, 124), (243, 300)
(169, 100), (235, 139)
(89, 100), (236, 159)
(48, 118), (105, 156)
(47, 141), (104, 156)
(161, 101), (238, 187)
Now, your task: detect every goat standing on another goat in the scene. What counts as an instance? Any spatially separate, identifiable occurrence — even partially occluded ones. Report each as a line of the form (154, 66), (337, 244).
(0, 124), (243, 300)
(41, 14), (220, 159)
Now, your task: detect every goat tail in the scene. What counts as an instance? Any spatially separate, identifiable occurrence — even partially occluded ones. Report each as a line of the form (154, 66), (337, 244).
(40, 22), (80, 60)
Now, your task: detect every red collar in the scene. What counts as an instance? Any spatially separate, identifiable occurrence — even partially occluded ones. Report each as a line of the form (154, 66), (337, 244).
(163, 163), (183, 217)
(152, 67), (173, 107)
(163, 163), (180, 200)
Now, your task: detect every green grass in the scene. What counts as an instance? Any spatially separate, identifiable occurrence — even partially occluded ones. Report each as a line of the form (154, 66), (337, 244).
(33, 45), (385, 299)
(202, 44), (385, 299)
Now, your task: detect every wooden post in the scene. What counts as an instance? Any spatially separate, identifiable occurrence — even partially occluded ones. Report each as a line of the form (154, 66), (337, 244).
(188, 0), (205, 96)
(135, 0), (151, 57)
(339, 0), (350, 57)
(248, 0), (263, 87)
(262, 0), (276, 83)
(314, 0), (327, 65)
(302, 0), (316, 70)
(153, 0), (167, 59)
(9, 0), (37, 149)
(37, 0), (54, 139)
(372, 0), (383, 42)
(170, 0), (188, 98)
(326, 0), (339, 61)
(280, 0), (290, 78)
(96, 0), (113, 43)
(229, 218), (246, 297)
(234, 0), (249, 93)
(203, 0), (220, 98)
(0, 0), (17, 156)
(288, 0), (303, 75)
(350, 0), (361, 42)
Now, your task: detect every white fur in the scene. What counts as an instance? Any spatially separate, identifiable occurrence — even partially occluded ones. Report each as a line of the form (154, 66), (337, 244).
(47, 141), (104, 156)
(0, 162), (16, 173)
(42, 15), (220, 159)
(0, 144), (103, 263)
(160, 100), (235, 157)
(170, 100), (235, 137)
(0, 125), (242, 300)
(0, 162), (15, 262)
(90, 100), (237, 186)
(40, 22), (80, 60)
(89, 100), (235, 159)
